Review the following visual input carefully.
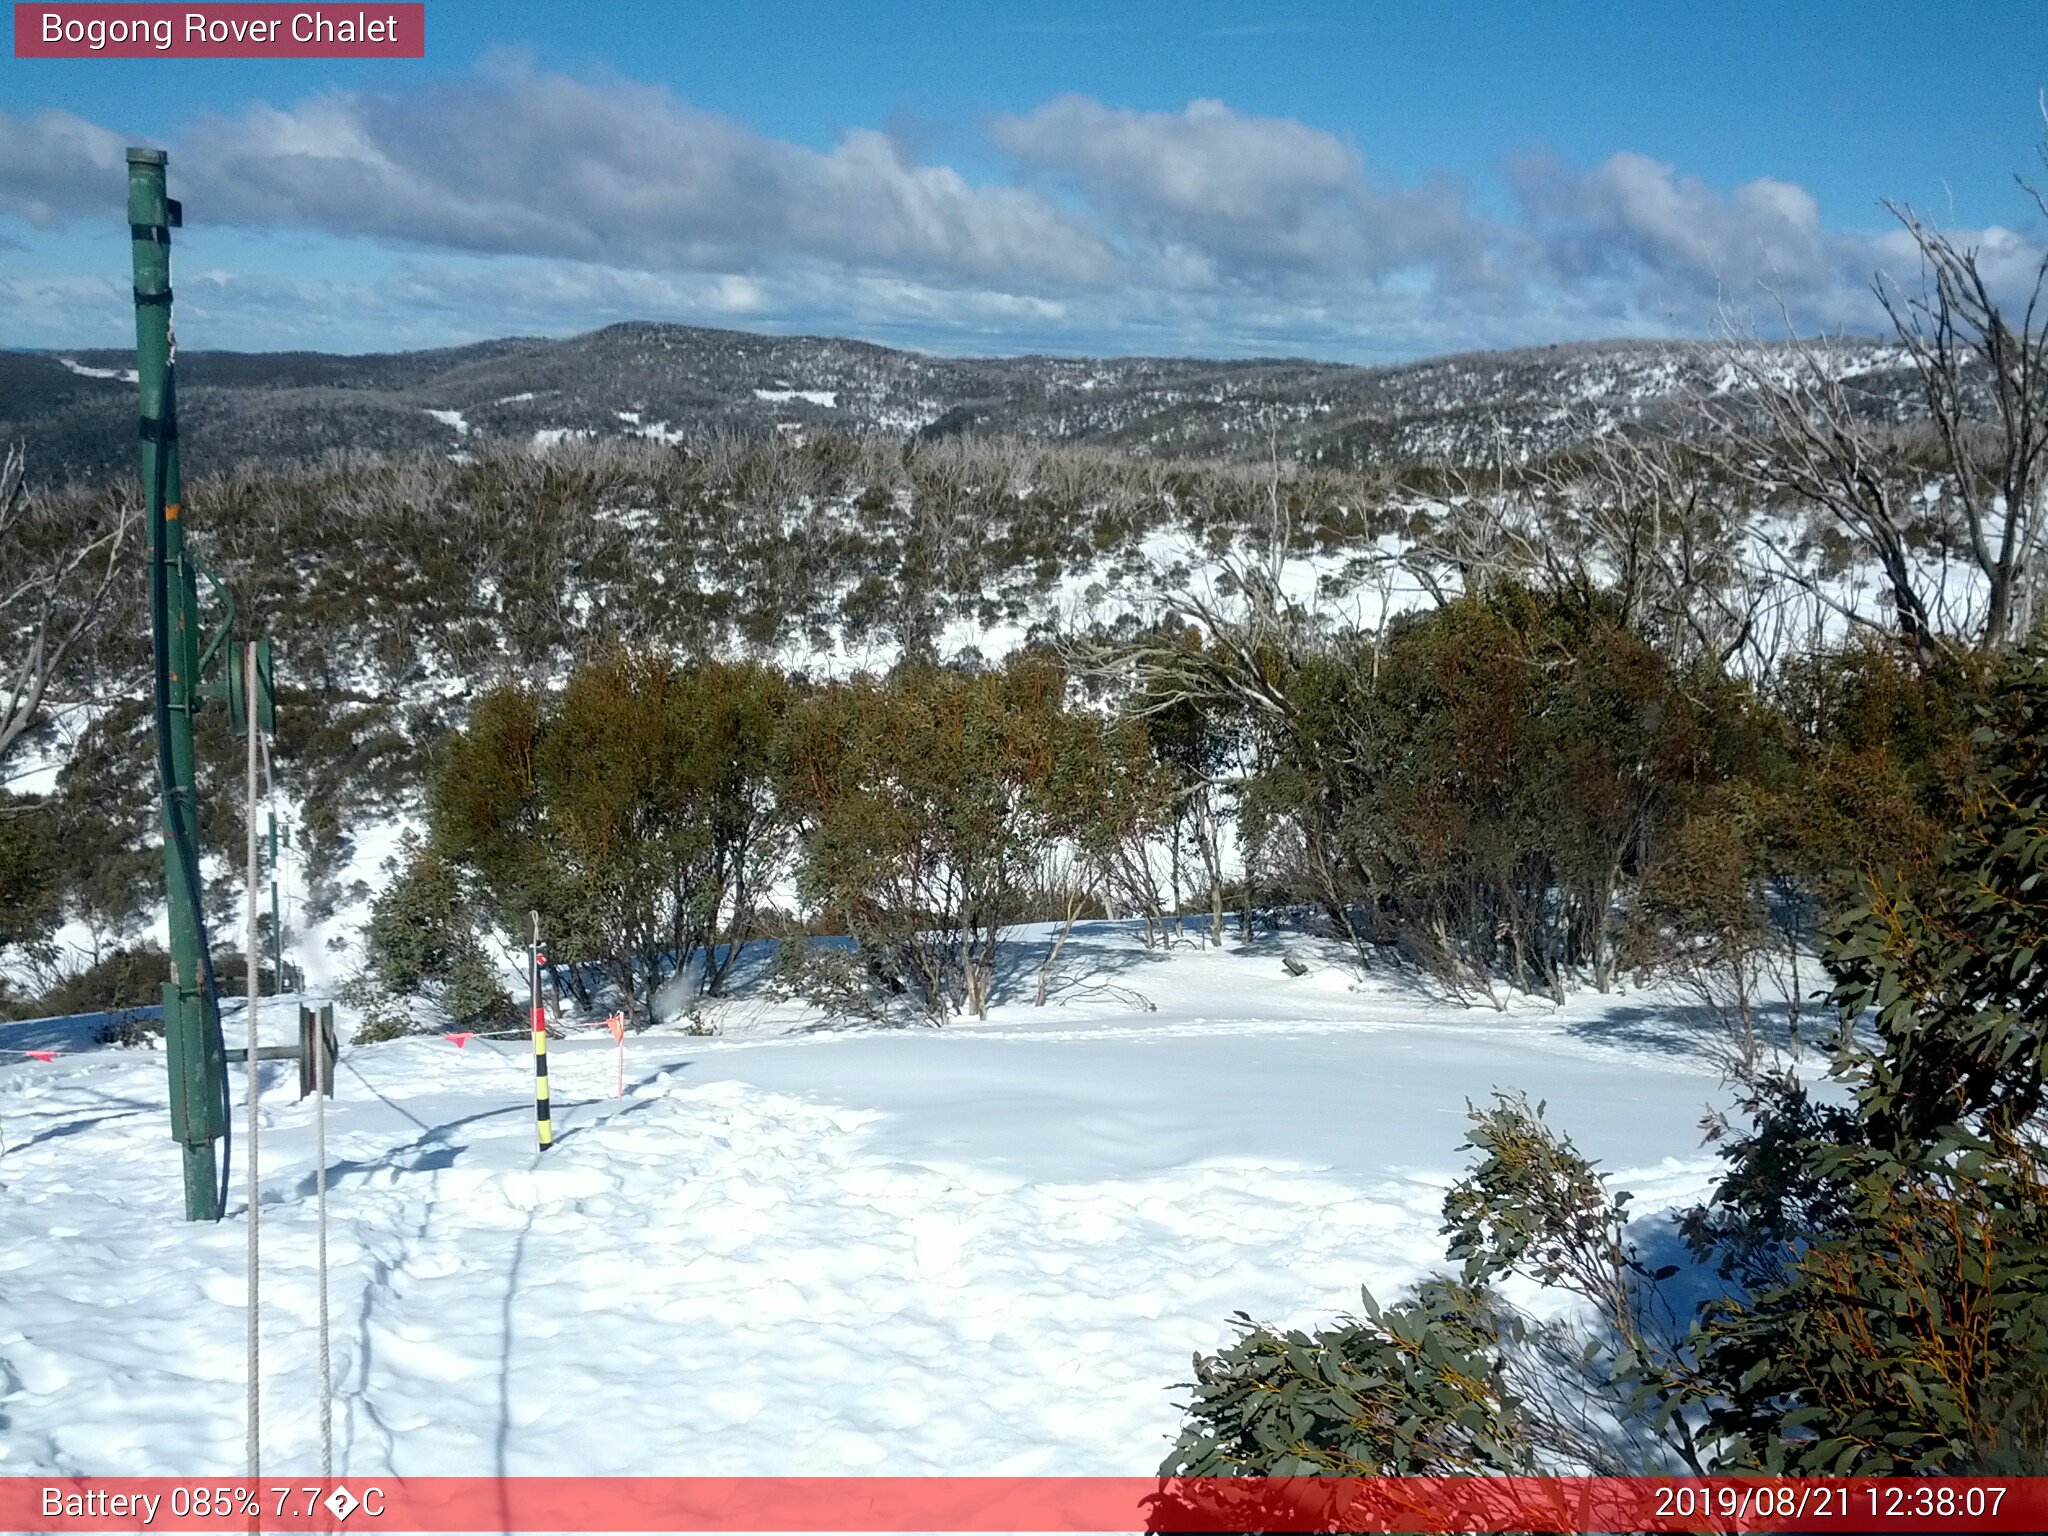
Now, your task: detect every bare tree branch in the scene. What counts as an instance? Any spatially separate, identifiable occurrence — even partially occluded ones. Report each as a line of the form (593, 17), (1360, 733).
(1703, 132), (2048, 663)
(0, 443), (136, 767)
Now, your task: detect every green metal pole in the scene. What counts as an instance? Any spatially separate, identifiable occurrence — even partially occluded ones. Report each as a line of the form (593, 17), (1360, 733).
(130, 147), (225, 1221)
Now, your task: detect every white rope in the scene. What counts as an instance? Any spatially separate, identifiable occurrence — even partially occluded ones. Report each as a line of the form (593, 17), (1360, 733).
(315, 1006), (332, 1479)
(244, 643), (261, 1482)
(255, 726), (334, 1479)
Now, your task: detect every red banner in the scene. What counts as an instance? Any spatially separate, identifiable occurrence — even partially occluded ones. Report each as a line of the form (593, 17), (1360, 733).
(4, 1476), (2045, 1532)
(14, 4), (424, 58)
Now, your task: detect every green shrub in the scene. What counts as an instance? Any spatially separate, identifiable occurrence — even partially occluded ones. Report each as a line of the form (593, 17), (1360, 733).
(431, 654), (790, 1018)
(781, 654), (1117, 1020)
(25, 944), (171, 1023)
(766, 938), (893, 1022)
(1162, 1280), (1535, 1477)
(0, 792), (62, 954)
(363, 841), (512, 1029)
(349, 1000), (415, 1046)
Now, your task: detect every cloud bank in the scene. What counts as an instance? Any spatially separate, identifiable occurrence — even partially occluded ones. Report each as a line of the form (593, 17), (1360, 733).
(0, 63), (2038, 355)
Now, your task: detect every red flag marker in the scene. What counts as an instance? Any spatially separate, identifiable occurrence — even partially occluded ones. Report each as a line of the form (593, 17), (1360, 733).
(446, 1032), (475, 1048)
(25, 1050), (56, 1063)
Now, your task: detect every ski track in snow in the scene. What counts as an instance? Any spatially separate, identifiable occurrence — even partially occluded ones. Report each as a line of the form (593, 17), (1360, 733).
(0, 930), (1758, 1477)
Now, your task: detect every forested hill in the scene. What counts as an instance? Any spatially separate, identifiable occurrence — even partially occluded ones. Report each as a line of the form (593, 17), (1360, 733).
(3, 322), (1921, 486)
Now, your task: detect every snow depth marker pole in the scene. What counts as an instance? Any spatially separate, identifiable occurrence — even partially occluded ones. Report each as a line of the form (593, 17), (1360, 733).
(532, 913), (552, 1150)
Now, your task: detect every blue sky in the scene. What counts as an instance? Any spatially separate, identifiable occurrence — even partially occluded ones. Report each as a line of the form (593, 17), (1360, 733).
(3, 0), (2044, 358)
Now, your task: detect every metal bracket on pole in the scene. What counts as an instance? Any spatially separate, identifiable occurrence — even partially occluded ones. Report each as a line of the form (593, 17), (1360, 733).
(298, 1005), (336, 1100)
(224, 637), (276, 735)
(193, 554), (236, 691)
(193, 553), (246, 724)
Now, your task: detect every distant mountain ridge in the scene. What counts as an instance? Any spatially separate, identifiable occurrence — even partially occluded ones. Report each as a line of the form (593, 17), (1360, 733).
(2, 321), (1918, 486)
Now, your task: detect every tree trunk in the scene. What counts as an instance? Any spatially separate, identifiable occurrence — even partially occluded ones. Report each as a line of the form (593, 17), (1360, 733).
(1036, 892), (1082, 1006)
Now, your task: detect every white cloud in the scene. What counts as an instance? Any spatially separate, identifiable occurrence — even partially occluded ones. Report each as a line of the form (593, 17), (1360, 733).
(0, 73), (2040, 357)
(991, 94), (1473, 278)
(0, 108), (127, 225)
(172, 64), (1116, 290)
(1512, 150), (1830, 297)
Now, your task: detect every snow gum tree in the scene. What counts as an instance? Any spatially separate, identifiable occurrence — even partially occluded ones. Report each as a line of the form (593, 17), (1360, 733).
(1213, 584), (1754, 1001)
(427, 653), (790, 1021)
(1028, 701), (1174, 998)
(781, 654), (1095, 1021)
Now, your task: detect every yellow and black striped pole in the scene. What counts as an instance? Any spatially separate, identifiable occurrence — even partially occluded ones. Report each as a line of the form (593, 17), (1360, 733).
(531, 911), (552, 1151)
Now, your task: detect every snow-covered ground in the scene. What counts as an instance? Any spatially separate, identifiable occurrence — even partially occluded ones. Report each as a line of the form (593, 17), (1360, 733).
(0, 924), (1760, 1478)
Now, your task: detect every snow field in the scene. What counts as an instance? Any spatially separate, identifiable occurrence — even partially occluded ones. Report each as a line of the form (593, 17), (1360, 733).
(0, 927), (1752, 1478)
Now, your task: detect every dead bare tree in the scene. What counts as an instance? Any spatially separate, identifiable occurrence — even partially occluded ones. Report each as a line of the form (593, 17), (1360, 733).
(1401, 477), (1541, 606)
(1394, 428), (1800, 683)
(1709, 131), (2048, 662)
(0, 444), (134, 770)
(1395, 429), (1551, 607)
(1709, 330), (1947, 664)
(1562, 433), (1798, 679)
(1099, 559), (1310, 731)
(1876, 188), (2048, 650)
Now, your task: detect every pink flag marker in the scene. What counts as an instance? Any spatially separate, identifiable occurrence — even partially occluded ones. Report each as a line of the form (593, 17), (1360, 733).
(25, 1050), (57, 1063)
(446, 1031), (475, 1049)
(604, 1012), (626, 1097)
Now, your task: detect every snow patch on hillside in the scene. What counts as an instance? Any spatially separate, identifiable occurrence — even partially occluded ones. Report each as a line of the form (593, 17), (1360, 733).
(58, 358), (138, 384)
